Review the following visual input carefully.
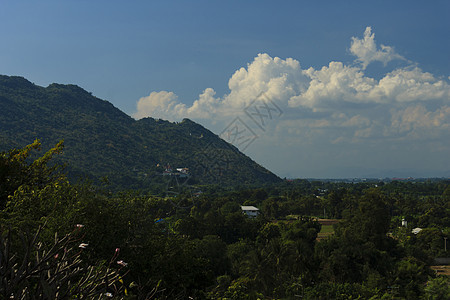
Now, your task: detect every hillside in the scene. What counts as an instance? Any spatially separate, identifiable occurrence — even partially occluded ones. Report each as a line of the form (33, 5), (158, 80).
(0, 75), (281, 190)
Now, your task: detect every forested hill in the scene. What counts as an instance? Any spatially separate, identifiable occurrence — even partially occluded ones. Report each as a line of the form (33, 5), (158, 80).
(0, 75), (280, 189)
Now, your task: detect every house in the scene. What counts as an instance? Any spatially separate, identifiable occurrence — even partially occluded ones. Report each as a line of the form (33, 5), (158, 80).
(241, 206), (260, 218)
(162, 165), (189, 177)
(412, 227), (422, 235)
(176, 167), (189, 177)
(176, 168), (189, 174)
(401, 219), (407, 227)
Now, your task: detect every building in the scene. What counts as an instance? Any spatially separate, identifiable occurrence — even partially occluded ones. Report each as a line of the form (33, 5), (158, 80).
(401, 219), (408, 227)
(241, 206), (260, 218)
(412, 227), (422, 235)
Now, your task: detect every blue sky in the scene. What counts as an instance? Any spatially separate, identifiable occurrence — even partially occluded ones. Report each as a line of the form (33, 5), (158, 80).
(1, 1), (449, 178)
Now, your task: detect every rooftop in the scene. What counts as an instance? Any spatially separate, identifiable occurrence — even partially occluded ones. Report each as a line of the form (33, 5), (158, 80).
(241, 206), (259, 211)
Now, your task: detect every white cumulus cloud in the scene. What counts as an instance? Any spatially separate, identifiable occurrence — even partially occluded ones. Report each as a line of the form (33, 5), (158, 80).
(134, 53), (309, 121)
(350, 26), (405, 69)
(288, 61), (376, 109)
(226, 53), (308, 108)
(133, 27), (450, 177)
(134, 26), (449, 122)
(186, 88), (220, 118)
(390, 105), (450, 138)
(289, 64), (450, 109)
(370, 67), (449, 102)
(134, 91), (187, 121)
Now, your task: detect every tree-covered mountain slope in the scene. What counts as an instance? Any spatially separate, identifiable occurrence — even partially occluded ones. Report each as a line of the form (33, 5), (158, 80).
(0, 75), (281, 189)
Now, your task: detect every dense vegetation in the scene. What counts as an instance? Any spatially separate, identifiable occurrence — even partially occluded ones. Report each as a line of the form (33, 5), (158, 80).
(0, 75), (280, 189)
(1, 142), (449, 299)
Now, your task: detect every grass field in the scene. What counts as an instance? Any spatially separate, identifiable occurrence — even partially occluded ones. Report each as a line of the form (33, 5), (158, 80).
(430, 265), (450, 276)
(316, 219), (339, 241)
(320, 224), (335, 233)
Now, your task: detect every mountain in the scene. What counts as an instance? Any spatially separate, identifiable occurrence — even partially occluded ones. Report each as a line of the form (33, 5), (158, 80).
(0, 75), (281, 190)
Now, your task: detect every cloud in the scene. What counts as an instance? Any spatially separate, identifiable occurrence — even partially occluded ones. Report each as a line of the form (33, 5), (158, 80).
(134, 91), (187, 121)
(134, 53), (309, 121)
(134, 27), (449, 122)
(289, 64), (449, 109)
(225, 53), (309, 108)
(288, 61), (376, 109)
(186, 88), (219, 118)
(371, 67), (449, 102)
(133, 27), (450, 177)
(390, 105), (450, 138)
(350, 26), (405, 69)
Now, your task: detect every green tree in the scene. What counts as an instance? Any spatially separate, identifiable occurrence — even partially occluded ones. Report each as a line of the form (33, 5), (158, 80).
(424, 276), (450, 300)
(0, 139), (64, 210)
(393, 257), (433, 299)
(316, 189), (399, 290)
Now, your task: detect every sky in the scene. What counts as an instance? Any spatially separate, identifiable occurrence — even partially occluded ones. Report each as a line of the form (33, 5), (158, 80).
(1, 0), (449, 178)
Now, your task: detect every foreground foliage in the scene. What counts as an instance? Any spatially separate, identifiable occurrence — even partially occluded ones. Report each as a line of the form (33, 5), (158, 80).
(0, 141), (448, 299)
(0, 225), (125, 299)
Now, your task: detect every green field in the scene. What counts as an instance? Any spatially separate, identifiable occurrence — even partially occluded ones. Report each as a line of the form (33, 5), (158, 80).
(320, 224), (335, 234)
(317, 224), (336, 241)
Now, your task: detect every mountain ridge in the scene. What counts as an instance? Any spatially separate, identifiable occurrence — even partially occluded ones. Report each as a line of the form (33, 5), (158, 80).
(0, 75), (281, 190)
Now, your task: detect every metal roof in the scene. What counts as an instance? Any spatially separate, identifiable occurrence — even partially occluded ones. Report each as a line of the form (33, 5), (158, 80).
(241, 206), (259, 211)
